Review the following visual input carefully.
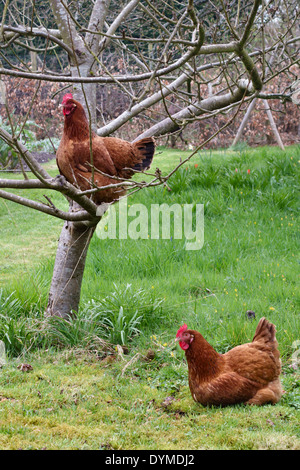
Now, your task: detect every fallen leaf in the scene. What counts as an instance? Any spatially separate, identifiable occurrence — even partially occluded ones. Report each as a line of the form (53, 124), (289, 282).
(161, 396), (175, 407)
(17, 363), (33, 372)
(145, 349), (155, 361)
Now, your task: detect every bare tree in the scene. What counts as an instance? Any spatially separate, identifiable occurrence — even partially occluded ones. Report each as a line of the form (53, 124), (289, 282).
(0, 0), (299, 318)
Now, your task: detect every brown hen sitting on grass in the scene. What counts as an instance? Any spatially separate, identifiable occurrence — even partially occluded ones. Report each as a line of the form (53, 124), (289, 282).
(56, 93), (155, 204)
(176, 317), (283, 406)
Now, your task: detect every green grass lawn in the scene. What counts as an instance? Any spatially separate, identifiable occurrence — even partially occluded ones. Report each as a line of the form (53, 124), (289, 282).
(0, 144), (299, 450)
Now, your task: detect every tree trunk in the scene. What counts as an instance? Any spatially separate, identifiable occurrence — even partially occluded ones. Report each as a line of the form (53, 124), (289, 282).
(46, 203), (96, 319)
(71, 63), (98, 130)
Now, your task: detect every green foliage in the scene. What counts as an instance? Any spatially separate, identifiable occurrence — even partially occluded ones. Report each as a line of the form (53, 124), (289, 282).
(281, 366), (300, 410)
(82, 283), (164, 345)
(0, 281), (164, 358)
(43, 311), (105, 350)
(168, 167), (190, 192)
(0, 289), (24, 318)
(0, 290), (27, 355)
(0, 118), (21, 170)
(0, 315), (29, 356)
(0, 116), (59, 170)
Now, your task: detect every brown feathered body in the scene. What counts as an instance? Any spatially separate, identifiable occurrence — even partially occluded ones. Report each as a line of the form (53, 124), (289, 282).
(56, 94), (155, 204)
(176, 318), (283, 406)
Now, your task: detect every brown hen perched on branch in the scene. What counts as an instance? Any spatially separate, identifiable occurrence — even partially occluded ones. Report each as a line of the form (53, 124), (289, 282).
(176, 318), (283, 406)
(56, 93), (155, 204)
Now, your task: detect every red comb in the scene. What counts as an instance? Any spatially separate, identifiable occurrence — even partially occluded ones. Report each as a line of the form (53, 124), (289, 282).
(62, 93), (73, 103)
(176, 324), (187, 337)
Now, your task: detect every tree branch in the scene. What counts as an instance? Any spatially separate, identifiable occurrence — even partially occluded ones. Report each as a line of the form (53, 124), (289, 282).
(0, 36), (298, 84)
(86, 0), (112, 53)
(48, 0), (86, 63)
(0, 179), (48, 189)
(0, 24), (72, 56)
(134, 82), (249, 140)
(0, 188), (93, 222)
(98, 0), (140, 52)
(239, 0), (262, 47)
(0, 173), (104, 218)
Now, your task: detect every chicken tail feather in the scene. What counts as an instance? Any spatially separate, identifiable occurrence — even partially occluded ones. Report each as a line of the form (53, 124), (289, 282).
(252, 317), (277, 349)
(132, 137), (155, 171)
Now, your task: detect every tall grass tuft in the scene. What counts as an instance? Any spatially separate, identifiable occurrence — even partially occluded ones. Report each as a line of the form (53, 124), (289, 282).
(81, 283), (164, 345)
